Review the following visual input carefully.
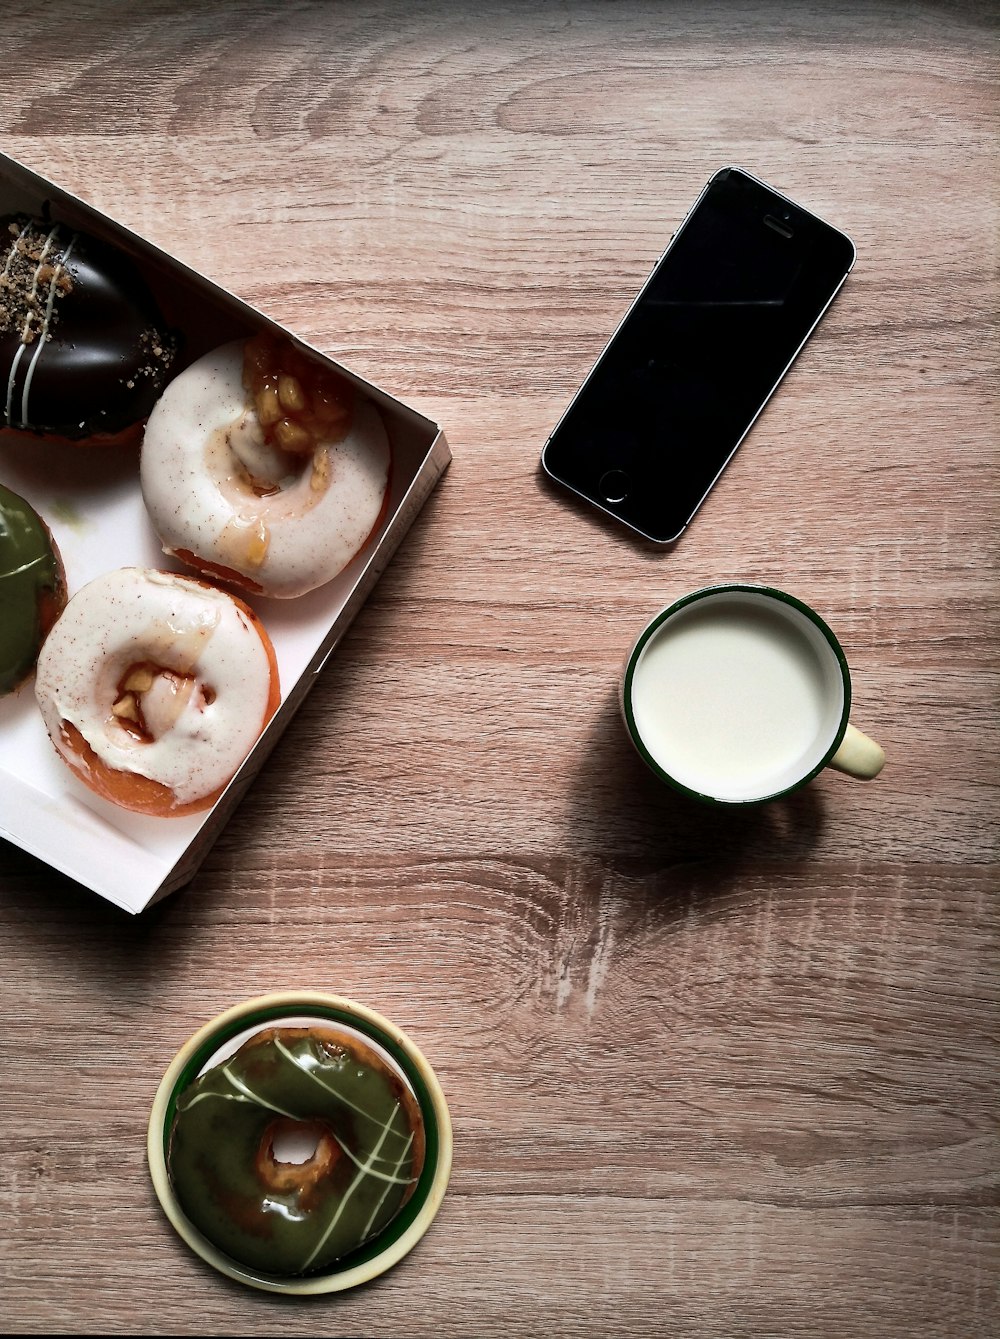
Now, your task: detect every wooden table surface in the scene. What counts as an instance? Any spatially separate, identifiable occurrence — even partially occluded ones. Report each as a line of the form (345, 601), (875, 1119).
(1, 1), (997, 1334)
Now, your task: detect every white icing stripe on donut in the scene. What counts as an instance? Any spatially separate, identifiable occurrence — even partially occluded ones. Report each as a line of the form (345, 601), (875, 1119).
(0, 552), (51, 582)
(216, 1066), (299, 1120)
(140, 341), (391, 598)
(301, 1104), (405, 1272)
(320, 1126), (414, 1185)
(34, 567), (274, 806)
(21, 234), (76, 429)
(27, 229), (58, 302)
(1, 220), (32, 277)
(178, 1090), (253, 1111)
(360, 1132), (416, 1240)
(272, 1035), (415, 1149)
(4, 343), (26, 428)
(4, 224), (63, 429)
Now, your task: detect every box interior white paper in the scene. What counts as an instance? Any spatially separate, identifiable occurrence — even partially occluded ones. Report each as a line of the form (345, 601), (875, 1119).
(0, 151), (449, 913)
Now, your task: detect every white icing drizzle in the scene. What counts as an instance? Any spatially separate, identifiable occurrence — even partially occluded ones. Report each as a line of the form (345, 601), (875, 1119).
(177, 1089), (253, 1111)
(301, 1104), (407, 1271)
(217, 1065), (299, 1120)
(335, 1132), (411, 1185)
(3, 224), (75, 429)
(272, 1035), (414, 1150)
(1, 225), (31, 424)
(4, 343), (26, 427)
(33, 567), (275, 807)
(0, 552), (50, 582)
(360, 1130), (416, 1241)
(1, 220), (32, 277)
(20, 233), (76, 429)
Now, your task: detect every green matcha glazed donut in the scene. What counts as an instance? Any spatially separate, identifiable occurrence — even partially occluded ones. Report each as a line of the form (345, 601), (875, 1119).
(166, 1026), (426, 1276)
(0, 483), (66, 695)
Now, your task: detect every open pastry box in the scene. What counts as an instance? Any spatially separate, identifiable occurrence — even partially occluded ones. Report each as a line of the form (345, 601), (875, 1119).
(0, 150), (450, 913)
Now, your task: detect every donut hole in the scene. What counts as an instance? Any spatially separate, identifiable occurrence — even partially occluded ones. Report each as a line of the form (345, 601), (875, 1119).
(111, 661), (211, 744)
(220, 402), (335, 507)
(271, 1119), (324, 1166)
(257, 1117), (342, 1196)
(223, 411), (301, 497)
(210, 404), (332, 575)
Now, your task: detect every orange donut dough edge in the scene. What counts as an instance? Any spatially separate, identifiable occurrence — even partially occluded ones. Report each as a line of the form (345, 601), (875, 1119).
(48, 573), (280, 818)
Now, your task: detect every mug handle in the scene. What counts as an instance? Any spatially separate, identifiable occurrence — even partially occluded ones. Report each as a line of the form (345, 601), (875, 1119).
(829, 724), (885, 780)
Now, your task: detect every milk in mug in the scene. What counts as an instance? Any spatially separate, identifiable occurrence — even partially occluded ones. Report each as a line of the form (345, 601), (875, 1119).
(624, 588), (865, 803)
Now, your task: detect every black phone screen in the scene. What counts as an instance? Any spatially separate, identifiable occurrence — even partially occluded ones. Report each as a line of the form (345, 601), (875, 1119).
(541, 167), (856, 542)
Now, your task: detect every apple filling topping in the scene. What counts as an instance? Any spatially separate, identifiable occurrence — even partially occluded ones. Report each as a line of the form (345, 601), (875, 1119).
(110, 662), (215, 743)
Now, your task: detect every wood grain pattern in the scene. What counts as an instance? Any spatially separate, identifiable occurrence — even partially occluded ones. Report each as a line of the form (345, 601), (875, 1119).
(1, 1), (997, 1334)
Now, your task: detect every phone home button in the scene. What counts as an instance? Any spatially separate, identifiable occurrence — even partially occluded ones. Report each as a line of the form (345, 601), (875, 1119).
(599, 469), (630, 504)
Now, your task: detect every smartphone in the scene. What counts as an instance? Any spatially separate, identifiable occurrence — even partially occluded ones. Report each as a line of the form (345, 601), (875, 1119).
(540, 166), (856, 543)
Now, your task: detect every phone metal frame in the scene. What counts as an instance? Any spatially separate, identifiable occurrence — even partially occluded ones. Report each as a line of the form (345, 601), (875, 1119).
(540, 165), (857, 544)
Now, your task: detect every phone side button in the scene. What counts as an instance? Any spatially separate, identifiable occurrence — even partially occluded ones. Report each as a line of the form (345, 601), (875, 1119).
(656, 234), (675, 264)
(599, 469), (631, 504)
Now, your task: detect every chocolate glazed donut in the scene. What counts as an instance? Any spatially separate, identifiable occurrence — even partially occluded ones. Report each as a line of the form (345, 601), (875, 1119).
(0, 215), (177, 444)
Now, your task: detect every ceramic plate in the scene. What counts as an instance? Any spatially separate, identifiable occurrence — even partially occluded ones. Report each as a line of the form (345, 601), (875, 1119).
(147, 991), (453, 1293)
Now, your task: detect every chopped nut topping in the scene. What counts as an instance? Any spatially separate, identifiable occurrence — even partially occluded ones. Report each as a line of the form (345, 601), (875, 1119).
(0, 219), (76, 344)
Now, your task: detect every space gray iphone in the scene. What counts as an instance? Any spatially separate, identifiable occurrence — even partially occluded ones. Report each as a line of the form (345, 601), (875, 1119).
(541, 167), (856, 543)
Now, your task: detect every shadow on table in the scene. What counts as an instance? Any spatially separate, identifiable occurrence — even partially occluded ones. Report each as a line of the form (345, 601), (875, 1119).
(563, 684), (827, 911)
(0, 494), (450, 977)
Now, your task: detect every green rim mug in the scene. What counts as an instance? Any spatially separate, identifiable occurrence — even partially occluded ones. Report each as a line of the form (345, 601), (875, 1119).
(621, 584), (885, 805)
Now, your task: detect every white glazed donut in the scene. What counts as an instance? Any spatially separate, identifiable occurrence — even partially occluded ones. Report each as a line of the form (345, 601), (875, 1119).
(34, 567), (280, 817)
(139, 338), (391, 598)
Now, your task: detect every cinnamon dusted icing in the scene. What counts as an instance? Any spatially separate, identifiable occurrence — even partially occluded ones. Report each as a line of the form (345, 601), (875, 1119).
(141, 339), (391, 598)
(34, 567), (279, 816)
(0, 216), (177, 443)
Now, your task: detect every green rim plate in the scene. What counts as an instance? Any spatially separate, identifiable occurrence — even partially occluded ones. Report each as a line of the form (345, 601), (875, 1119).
(147, 991), (453, 1294)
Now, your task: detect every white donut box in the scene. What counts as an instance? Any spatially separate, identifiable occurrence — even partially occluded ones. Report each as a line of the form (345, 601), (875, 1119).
(0, 150), (451, 913)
